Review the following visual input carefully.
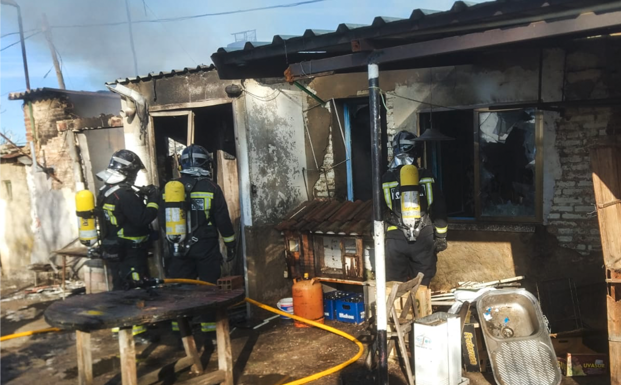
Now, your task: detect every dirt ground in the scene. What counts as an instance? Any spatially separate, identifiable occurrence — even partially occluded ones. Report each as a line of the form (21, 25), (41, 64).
(0, 287), (612, 385)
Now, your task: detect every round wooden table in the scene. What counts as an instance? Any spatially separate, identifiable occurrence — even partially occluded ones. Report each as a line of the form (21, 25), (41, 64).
(45, 285), (245, 385)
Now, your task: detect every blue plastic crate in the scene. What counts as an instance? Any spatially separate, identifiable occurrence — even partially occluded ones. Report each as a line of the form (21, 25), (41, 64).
(335, 293), (365, 324)
(323, 291), (350, 320)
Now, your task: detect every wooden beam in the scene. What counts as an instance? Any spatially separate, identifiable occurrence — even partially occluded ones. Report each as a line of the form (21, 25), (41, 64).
(76, 331), (93, 385)
(590, 143), (621, 385)
(177, 317), (204, 375)
(149, 99), (231, 112)
(118, 328), (138, 385)
(216, 308), (234, 385)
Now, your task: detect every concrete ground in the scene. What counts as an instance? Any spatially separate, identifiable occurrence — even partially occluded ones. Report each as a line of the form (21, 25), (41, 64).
(0, 287), (612, 385)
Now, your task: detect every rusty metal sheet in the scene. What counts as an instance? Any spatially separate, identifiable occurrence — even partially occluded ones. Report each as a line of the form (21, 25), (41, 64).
(44, 286), (245, 332)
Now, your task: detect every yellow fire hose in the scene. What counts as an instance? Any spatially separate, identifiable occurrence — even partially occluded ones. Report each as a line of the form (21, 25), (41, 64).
(0, 278), (365, 385)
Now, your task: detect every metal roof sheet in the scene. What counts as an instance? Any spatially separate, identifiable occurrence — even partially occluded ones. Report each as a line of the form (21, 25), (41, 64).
(276, 200), (372, 236)
(106, 64), (216, 85)
(211, 0), (620, 79)
(8, 88), (117, 101)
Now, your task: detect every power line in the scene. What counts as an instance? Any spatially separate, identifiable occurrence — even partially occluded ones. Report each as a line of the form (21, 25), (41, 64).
(50, 0), (325, 29)
(1, 29), (36, 38)
(0, 31), (40, 52)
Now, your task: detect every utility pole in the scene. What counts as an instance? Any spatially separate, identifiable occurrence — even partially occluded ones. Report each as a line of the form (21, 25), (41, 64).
(41, 13), (65, 89)
(1, 0), (30, 90)
(124, 0), (139, 76)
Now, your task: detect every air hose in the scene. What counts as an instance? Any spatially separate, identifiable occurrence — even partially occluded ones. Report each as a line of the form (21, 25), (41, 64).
(0, 279), (365, 385)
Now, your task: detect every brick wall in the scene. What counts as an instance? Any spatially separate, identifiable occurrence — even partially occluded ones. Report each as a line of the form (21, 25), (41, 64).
(314, 128), (336, 198)
(42, 133), (76, 190)
(546, 106), (617, 255)
(24, 97), (71, 146)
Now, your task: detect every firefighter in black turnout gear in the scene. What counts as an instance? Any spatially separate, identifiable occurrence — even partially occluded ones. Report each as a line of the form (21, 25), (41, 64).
(165, 144), (236, 334)
(382, 131), (448, 287)
(96, 149), (160, 342)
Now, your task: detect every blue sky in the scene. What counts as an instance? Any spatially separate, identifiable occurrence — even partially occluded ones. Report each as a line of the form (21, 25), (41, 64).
(1, 0), (461, 144)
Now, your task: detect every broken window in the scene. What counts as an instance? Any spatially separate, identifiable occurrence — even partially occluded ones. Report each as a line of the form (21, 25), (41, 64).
(478, 109), (537, 218)
(420, 108), (540, 222)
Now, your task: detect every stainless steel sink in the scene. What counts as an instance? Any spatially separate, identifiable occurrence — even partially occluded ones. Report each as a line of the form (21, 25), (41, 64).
(477, 289), (561, 385)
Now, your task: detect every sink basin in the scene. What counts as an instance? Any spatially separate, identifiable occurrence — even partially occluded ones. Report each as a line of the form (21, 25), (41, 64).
(477, 289), (561, 385)
(478, 290), (540, 339)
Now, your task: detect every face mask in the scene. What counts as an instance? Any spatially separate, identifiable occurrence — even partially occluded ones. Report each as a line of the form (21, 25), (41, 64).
(389, 153), (416, 169)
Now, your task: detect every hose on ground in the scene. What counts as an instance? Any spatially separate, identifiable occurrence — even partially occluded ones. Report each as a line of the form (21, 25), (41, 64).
(1, 278), (366, 385)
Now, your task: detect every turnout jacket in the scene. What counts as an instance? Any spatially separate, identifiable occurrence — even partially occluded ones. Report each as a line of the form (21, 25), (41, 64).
(174, 175), (235, 245)
(381, 166), (448, 239)
(99, 183), (159, 245)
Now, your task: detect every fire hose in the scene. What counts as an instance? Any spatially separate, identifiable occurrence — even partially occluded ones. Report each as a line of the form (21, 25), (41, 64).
(0, 278), (364, 385)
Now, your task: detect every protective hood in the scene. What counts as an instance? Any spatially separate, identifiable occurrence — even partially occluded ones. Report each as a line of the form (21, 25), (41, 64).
(96, 169), (127, 184)
(180, 167), (211, 178)
(388, 153), (416, 169)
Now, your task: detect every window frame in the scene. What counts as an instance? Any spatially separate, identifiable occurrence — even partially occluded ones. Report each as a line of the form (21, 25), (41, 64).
(417, 108), (544, 223)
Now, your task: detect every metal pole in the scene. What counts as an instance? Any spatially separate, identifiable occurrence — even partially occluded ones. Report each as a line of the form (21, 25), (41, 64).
(124, 0), (139, 76)
(1, 1), (30, 89)
(369, 63), (388, 384)
(41, 13), (65, 89)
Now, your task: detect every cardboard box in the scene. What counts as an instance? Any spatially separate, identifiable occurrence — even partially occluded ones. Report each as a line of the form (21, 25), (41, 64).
(552, 336), (609, 377)
(461, 323), (488, 372)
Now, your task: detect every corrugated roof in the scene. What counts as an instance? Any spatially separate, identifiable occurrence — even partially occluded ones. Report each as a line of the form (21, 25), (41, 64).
(106, 64), (216, 85)
(276, 200), (372, 236)
(9, 88), (117, 101)
(211, 0), (621, 79)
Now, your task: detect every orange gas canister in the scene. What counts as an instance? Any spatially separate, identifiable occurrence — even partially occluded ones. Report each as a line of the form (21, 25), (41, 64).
(292, 273), (324, 328)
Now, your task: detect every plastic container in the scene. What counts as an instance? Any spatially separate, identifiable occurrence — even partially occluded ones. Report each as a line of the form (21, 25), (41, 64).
(335, 293), (365, 324)
(277, 297), (294, 321)
(323, 290), (351, 320)
(292, 274), (324, 328)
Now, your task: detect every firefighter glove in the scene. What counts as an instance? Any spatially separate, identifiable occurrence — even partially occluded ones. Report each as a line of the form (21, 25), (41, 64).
(226, 246), (236, 262)
(140, 184), (160, 202)
(435, 237), (447, 253)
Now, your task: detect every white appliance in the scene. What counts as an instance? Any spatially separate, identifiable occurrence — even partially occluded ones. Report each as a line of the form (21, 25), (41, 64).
(413, 312), (468, 385)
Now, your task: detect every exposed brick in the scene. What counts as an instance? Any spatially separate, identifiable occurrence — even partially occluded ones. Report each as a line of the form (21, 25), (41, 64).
(557, 235), (573, 243)
(558, 228), (575, 235)
(556, 181), (576, 188)
(574, 205), (595, 212)
(553, 197), (582, 205)
(551, 205), (573, 212)
(562, 213), (584, 219)
(577, 180), (593, 187)
(576, 244), (587, 251)
(547, 213), (561, 219)
(562, 188), (593, 196)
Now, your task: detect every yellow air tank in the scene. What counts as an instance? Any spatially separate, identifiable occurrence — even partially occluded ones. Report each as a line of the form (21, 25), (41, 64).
(400, 164), (421, 230)
(75, 190), (97, 247)
(164, 181), (186, 256)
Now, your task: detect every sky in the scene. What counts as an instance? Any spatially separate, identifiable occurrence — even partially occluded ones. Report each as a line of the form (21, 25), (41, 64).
(1, 0), (462, 144)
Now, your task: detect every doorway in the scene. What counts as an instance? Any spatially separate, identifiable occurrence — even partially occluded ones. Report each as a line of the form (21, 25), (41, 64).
(151, 103), (241, 275)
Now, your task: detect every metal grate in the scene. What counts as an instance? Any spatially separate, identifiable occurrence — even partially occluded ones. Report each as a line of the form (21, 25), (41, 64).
(493, 340), (560, 385)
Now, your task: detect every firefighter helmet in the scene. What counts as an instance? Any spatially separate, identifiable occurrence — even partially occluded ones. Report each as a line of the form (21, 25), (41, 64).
(392, 130), (423, 158)
(97, 149), (145, 184)
(180, 145), (212, 170)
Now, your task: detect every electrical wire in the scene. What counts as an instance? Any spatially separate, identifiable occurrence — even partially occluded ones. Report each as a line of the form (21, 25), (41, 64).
(44, 0), (324, 29)
(0, 31), (40, 52)
(1, 29), (36, 38)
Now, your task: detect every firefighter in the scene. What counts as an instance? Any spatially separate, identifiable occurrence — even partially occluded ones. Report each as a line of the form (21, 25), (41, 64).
(96, 149), (160, 344)
(382, 130), (448, 288)
(165, 144), (236, 335)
